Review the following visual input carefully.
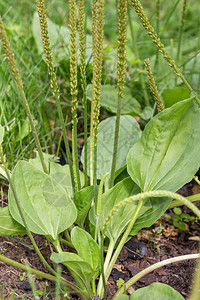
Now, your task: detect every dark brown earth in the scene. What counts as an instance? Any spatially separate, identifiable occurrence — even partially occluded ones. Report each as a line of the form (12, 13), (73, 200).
(0, 181), (199, 299)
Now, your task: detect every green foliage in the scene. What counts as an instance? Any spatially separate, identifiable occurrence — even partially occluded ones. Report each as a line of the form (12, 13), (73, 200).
(82, 115), (142, 180)
(127, 98), (200, 192)
(116, 283), (185, 300)
(8, 160), (77, 240)
(165, 207), (198, 231)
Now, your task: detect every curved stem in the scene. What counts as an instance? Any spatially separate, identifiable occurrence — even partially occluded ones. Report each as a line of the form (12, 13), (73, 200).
(104, 199), (146, 284)
(169, 193), (200, 209)
(104, 190), (200, 230)
(113, 253), (200, 299)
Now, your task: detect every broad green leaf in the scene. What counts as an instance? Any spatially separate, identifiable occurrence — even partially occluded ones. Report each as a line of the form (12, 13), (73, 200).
(51, 252), (95, 284)
(90, 178), (151, 241)
(162, 87), (190, 108)
(74, 186), (94, 227)
(82, 116), (142, 180)
(71, 227), (100, 272)
(0, 125), (4, 144)
(0, 207), (26, 235)
(139, 106), (154, 120)
(127, 98), (200, 192)
(8, 161), (77, 240)
(129, 196), (171, 236)
(130, 282), (185, 300)
(16, 117), (38, 142)
(29, 153), (84, 198)
(115, 295), (129, 300)
(86, 84), (141, 115)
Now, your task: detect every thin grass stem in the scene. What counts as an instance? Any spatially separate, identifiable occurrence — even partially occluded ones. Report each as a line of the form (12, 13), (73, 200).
(113, 253), (200, 299)
(35, 0), (75, 191)
(0, 17), (48, 174)
(69, 0), (81, 192)
(131, 0), (200, 107)
(78, 0), (88, 187)
(127, 6), (149, 105)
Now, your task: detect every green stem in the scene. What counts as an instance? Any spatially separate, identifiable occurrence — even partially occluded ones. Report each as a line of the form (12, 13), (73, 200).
(59, 237), (74, 249)
(54, 89), (76, 193)
(168, 193), (200, 209)
(155, 0), (160, 71)
(83, 92), (88, 187)
(94, 144), (98, 200)
(95, 172), (109, 242)
(100, 233), (107, 300)
(131, 0), (200, 108)
(109, 95), (122, 188)
(72, 122), (81, 192)
(0, 16), (48, 174)
(0, 253), (77, 289)
(97, 240), (115, 297)
(112, 253), (200, 299)
(90, 101), (94, 186)
(104, 191), (200, 231)
(176, 0), (187, 65)
(104, 199), (146, 283)
(127, 6), (149, 106)
(18, 88), (48, 174)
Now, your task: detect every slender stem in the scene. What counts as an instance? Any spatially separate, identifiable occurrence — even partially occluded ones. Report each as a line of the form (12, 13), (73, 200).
(0, 253), (76, 288)
(100, 233), (107, 300)
(104, 199), (146, 283)
(131, 0), (200, 107)
(35, 0), (75, 190)
(69, 0), (81, 192)
(112, 253), (200, 299)
(109, 95), (122, 188)
(59, 237), (74, 249)
(83, 93), (88, 187)
(89, 103), (94, 186)
(127, 6), (149, 106)
(177, 0), (187, 65)
(97, 239), (115, 297)
(72, 123), (81, 191)
(155, 0), (160, 71)
(168, 193), (200, 209)
(104, 191), (200, 231)
(0, 17), (48, 174)
(94, 144), (98, 200)
(78, 0), (88, 187)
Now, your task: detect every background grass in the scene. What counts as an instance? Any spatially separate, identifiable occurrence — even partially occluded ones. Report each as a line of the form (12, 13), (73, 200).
(0, 0), (200, 168)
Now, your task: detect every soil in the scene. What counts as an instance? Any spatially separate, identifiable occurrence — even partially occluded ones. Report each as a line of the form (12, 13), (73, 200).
(0, 181), (199, 299)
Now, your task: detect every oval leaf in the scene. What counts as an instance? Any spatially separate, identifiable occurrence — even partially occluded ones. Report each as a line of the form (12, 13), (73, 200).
(51, 252), (95, 284)
(127, 98), (200, 192)
(0, 207), (26, 235)
(87, 84), (141, 115)
(8, 161), (77, 240)
(71, 227), (100, 271)
(130, 282), (185, 300)
(82, 116), (142, 180)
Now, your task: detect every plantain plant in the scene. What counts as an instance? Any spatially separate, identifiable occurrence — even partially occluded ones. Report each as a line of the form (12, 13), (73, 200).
(0, 0), (200, 299)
